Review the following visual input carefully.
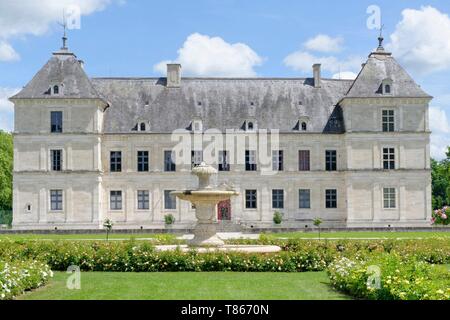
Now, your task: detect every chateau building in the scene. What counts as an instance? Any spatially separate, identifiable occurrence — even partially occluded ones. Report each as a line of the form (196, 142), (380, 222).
(10, 36), (432, 230)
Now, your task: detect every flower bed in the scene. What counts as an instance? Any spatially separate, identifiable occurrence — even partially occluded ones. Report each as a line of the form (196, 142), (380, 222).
(0, 260), (53, 300)
(327, 253), (450, 300)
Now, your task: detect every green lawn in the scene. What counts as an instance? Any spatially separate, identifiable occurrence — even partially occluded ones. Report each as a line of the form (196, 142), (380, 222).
(0, 233), (177, 241)
(263, 231), (450, 239)
(18, 272), (350, 300)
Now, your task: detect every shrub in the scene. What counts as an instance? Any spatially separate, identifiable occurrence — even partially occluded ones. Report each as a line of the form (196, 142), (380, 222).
(0, 259), (53, 300)
(164, 214), (175, 225)
(327, 253), (450, 300)
(273, 212), (283, 225)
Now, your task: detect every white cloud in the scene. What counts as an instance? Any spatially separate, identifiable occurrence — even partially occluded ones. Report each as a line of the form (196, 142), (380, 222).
(429, 106), (450, 159)
(304, 34), (343, 53)
(0, 0), (121, 62)
(283, 51), (363, 76)
(153, 33), (263, 77)
(388, 6), (450, 74)
(0, 41), (20, 62)
(0, 87), (20, 132)
(332, 71), (358, 80)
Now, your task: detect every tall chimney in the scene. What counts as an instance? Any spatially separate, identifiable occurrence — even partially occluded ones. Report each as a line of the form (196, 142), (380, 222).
(313, 64), (321, 88)
(167, 64), (181, 88)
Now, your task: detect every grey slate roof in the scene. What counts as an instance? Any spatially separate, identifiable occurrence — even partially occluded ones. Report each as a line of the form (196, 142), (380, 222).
(346, 52), (431, 98)
(11, 46), (431, 134)
(91, 77), (352, 133)
(11, 50), (103, 100)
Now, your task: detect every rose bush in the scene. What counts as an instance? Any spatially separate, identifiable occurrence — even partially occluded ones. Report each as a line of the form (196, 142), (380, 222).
(0, 259), (52, 300)
(432, 207), (450, 225)
(327, 253), (450, 300)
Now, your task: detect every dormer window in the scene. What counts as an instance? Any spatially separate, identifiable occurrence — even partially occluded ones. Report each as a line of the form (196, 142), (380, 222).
(381, 78), (393, 95)
(192, 119), (203, 132)
(140, 123), (146, 131)
(301, 122), (307, 131)
(248, 122), (254, 130)
(53, 85), (59, 95)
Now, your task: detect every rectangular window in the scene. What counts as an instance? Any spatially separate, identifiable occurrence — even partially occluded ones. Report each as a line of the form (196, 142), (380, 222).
(325, 189), (337, 209)
(110, 190), (122, 210)
(272, 189), (284, 209)
(325, 150), (337, 171)
(383, 188), (396, 209)
(110, 151), (122, 172)
(382, 110), (395, 132)
(164, 190), (176, 209)
(50, 190), (63, 211)
(245, 150), (257, 171)
(164, 151), (176, 172)
(218, 150), (230, 171)
(383, 148), (395, 170)
(245, 189), (257, 209)
(137, 190), (150, 210)
(51, 150), (62, 171)
(191, 150), (203, 168)
(50, 111), (63, 133)
(272, 150), (283, 171)
(299, 189), (311, 209)
(299, 150), (310, 171)
(137, 151), (149, 172)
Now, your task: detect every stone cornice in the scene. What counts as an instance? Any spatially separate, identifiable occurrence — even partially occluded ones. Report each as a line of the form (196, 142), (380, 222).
(10, 98), (108, 109)
(340, 97), (432, 106)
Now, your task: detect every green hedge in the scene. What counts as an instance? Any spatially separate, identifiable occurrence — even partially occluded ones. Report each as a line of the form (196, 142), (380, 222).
(0, 260), (52, 300)
(327, 253), (450, 300)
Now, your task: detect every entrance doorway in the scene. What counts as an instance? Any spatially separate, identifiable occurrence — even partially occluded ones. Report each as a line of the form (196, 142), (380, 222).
(217, 200), (231, 221)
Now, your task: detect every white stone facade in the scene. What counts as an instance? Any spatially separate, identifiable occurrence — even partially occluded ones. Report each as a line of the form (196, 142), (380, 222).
(10, 45), (432, 230)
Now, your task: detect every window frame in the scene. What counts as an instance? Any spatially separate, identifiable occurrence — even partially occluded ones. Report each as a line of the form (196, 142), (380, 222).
(245, 189), (257, 209)
(325, 189), (337, 209)
(137, 190), (150, 211)
(137, 150), (149, 172)
(272, 150), (284, 171)
(218, 150), (230, 172)
(164, 150), (176, 172)
(299, 189), (311, 209)
(382, 147), (396, 170)
(382, 109), (395, 132)
(325, 150), (337, 171)
(245, 150), (257, 171)
(110, 151), (122, 172)
(49, 189), (63, 211)
(50, 149), (63, 172)
(299, 150), (310, 171)
(164, 190), (177, 210)
(50, 111), (63, 133)
(191, 150), (203, 168)
(272, 189), (284, 209)
(383, 187), (397, 209)
(109, 190), (123, 211)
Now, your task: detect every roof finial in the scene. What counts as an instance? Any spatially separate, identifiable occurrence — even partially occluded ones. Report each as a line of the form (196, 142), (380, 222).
(377, 24), (385, 51)
(58, 11), (68, 50)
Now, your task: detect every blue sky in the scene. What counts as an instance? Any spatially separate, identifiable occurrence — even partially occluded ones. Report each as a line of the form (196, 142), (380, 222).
(1, 0), (449, 158)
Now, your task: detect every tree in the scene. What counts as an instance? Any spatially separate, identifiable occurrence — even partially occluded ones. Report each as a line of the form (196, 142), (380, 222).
(431, 147), (450, 210)
(0, 130), (13, 210)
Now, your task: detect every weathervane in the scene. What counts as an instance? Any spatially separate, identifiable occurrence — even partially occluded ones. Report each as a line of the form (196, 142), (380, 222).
(58, 11), (68, 50)
(377, 23), (385, 50)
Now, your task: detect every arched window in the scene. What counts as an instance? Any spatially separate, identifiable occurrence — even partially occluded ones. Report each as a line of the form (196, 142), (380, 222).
(53, 85), (59, 95)
(301, 122), (307, 131)
(385, 84), (391, 94)
(248, 122), (254, 130)
(140, 122), (146, 131)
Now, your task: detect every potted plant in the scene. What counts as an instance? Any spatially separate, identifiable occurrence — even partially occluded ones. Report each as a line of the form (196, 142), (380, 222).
(164, 214), (175, 226)
(273, 211), (283, 225)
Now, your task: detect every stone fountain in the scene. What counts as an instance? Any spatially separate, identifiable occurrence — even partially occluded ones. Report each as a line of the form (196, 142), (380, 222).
(171, 162), (239, 246)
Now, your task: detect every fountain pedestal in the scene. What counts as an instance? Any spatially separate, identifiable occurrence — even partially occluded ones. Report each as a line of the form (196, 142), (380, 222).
(171, 163), (238, 247)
